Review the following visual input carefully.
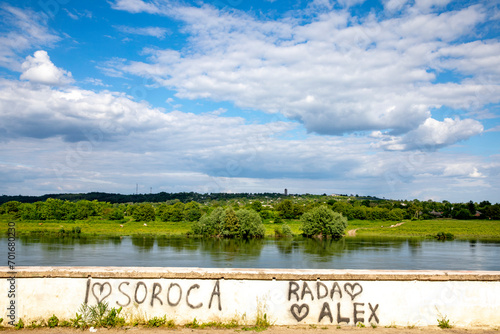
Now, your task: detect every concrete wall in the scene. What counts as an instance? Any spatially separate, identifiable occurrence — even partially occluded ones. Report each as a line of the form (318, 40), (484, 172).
(2, 267), (500, 328)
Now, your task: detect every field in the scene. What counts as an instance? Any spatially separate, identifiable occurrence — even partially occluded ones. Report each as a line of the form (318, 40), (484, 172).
(1, 214), (499, 239)
(353, 219), (500, 239)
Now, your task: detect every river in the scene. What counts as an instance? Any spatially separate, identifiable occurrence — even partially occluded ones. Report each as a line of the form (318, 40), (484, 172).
(3, 235), (500, 270)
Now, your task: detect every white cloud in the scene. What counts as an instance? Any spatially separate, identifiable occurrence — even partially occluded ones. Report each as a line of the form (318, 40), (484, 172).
(485, 125), (500, 133)
(0, 5), (60, 71)
(375, 118), (484, 151)
(83, 78), (110, 87)
(20, 51), (73, 86)
(109, 1), (498, 141)
(63, 8), (93, 20)
(0, 74), (498, 201)
(384, 0), (409, 12)
(110, 0), (162, 14)
(115, 25), (170, 39)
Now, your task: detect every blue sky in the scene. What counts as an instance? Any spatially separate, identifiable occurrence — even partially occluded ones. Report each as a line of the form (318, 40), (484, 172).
(0, 0), (499, 202)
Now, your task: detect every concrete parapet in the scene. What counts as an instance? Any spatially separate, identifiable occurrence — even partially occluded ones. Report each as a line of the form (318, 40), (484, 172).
(2, 267), (500, 328)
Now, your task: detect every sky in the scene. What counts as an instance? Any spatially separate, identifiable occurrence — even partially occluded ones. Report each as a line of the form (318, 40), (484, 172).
(0, 0), (499, 202)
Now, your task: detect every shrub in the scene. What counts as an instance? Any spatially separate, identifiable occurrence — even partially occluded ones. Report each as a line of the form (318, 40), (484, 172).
(48, 315), (59, 328)
(436, 232), (454, 240)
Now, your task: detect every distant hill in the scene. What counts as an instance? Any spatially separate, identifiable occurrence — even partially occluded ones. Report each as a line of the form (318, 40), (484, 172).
(0, 191), (295, 205)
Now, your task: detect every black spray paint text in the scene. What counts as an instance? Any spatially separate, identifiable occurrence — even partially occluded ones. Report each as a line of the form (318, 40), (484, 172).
(288, 281), (379, 324)
(84, 280), (222, 311)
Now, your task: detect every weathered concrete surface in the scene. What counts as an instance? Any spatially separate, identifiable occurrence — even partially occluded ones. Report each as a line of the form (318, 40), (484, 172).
(2, 267), (500, 328)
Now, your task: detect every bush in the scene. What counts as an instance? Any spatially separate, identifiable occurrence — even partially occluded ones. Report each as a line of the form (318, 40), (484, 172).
(15, 318), (24, 330)
(75, 302), (125, 328)
(147, 316), (164, 327)
(301, 205), (347, 238)
(436, 232), (454, 240)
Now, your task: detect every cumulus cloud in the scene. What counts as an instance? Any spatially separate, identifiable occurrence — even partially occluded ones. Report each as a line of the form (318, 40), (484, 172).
(0, 5), (60, 71)
(108, 0), (499, 139)
(373, 118), (484, 151)
(20, 51), (74, 86)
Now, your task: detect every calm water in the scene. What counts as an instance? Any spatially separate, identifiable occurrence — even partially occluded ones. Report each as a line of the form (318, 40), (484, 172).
(4, 235), (500, 270)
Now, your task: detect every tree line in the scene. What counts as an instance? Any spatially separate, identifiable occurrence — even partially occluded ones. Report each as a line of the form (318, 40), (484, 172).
(2, 195), (500, 222)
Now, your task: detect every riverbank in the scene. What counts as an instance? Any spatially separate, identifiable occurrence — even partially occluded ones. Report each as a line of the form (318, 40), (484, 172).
(1, 215), (499, 239)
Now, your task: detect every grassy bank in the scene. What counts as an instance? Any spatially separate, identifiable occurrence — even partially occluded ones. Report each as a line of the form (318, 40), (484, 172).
(351, 219), (500, 239)
(1, 214), (499, 239)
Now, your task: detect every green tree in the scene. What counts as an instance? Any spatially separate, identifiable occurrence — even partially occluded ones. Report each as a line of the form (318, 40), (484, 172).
(170, 202), (185, 222)
(250, 200), (263, 212)
(75, 200), (97, 219)
(223, 208), (240, 237)
(351, 206), (367, 220)
(235, 209), (265, 238)
(485, 204), (500, 220)
(132, 203), (156, 222)
(42, 198), (67, 220)
(157, 203), (172, 221)
(467, 200), (476, 216)
(2, 201), (21, 213)
(192, 207), (264, 238)
(192, 207), (225, 236)
(106, 207), (125, 220)
(20, 203), (42, 220)
(331, 201), (353, 219)
(453, 208), (471, 220)
(301, 205), (347, 238)
(184, 201), (202, 221)
(277, 199), (294, 219)
(388, 208), (405, 221)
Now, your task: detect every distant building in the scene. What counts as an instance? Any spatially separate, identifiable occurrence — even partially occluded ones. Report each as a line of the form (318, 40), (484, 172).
(284, 188), (288, 196)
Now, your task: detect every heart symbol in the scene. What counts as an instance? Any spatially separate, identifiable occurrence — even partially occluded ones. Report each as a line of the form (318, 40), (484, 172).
(344, 283), (363, 300)
(92, 282), (112, 304)
(290, 303), (309, 322)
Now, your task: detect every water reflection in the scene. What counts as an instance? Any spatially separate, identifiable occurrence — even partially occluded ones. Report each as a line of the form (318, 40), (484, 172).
(4, 236), (500, 270)
(131, 236), (155, 252)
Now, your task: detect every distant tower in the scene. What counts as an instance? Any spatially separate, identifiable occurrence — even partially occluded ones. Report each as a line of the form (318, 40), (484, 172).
(284, 188), (288, 196)
(136, 183), (138, 195)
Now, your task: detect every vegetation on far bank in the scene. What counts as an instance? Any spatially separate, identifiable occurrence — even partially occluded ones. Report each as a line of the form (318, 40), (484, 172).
(1, 193), (499, 239)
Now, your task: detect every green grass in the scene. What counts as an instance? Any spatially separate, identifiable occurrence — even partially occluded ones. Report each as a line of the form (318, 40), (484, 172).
(355, 219), (500, 239)
(2, 214), (499, 239)
(0, 214), (193, 237)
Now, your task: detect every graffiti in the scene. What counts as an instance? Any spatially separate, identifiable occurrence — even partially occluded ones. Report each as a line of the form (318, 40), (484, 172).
(81, 279), (378, 324)
(288, 281), (379, 324)
(84, 279), (222, 311)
